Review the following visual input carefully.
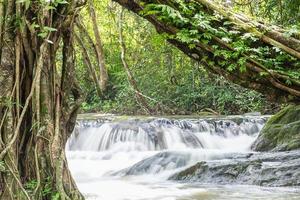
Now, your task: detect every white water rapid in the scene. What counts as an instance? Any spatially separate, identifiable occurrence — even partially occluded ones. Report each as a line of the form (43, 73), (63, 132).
(66, 116), (300, 200)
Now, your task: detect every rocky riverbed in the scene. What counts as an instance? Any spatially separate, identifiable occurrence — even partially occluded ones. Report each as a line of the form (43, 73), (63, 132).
(66, 114), (300, 200)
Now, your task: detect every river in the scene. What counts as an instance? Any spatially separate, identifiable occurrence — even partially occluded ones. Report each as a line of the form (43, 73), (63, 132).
(66, 115), (300, 200)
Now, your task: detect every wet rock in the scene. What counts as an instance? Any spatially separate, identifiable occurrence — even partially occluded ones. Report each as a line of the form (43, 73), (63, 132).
(113, 151), (256, 177)
(169, 150), (300, 187)
(113, 151), (190, 175)
(252, 105), (300, 151)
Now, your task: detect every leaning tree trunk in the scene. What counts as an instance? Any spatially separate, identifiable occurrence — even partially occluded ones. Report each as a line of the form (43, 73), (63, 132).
(0, 0), (84, 199)
(113, 0), (300, 104)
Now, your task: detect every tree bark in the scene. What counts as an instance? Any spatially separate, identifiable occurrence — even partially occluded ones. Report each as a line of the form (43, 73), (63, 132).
(88, 0), (109, 94)
(113, 0), (300, 104)
(75, 32), (103, 97)
(0, 1), (84, 199)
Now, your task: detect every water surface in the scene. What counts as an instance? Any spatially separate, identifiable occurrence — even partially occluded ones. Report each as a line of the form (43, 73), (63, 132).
(66, 116), (300, 200)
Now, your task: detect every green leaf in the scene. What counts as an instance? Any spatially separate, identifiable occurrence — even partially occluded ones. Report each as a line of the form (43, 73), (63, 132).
(0, 161), (5, 172)
(227, 64), (236, 71)
(38, 32), (48, 38)
(44, 26), (57, 32)
(285, 79), (292, 85)
(259, 72), (269, 76)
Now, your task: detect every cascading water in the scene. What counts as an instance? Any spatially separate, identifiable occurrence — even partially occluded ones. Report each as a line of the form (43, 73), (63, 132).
(66, 116), (300, 200)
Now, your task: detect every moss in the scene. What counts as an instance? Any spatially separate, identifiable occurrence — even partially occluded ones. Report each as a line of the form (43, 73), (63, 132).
(252, 105), (300, 151)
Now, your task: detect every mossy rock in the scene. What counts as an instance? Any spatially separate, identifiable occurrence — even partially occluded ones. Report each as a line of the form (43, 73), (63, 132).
(169, 151), (300, 186)
(252, 105), (300, 151)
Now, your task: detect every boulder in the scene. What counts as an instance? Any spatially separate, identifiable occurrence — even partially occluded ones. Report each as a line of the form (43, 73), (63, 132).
(252, 105), (300, 151)
(169, 151), (300, 187)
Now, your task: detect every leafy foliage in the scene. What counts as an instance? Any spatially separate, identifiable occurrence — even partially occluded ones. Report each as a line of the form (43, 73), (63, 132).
(75, 0), (276, 115)
(230, 0), (300, 26)
(140, 1), (299, 79)
(24, 177), (60, 199)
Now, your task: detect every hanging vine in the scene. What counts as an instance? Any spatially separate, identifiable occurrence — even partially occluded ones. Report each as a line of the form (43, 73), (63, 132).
(0, 0), (85, 199)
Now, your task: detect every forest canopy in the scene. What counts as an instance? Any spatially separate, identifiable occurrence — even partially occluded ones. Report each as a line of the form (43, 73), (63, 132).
(75, 0), (299, 115)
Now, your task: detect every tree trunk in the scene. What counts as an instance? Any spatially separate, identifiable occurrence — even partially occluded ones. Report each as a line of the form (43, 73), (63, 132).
(0, 1), (84, 199)
(88, 0), (109, 94)
(118, 8), (152, 114)
(75, 32), (103, 97)
(113, 0), (300, 104)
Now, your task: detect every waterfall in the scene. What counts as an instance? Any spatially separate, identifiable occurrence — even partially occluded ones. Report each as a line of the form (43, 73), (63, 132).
(66, 115), (300, 200)
(67, 117), (266, 152)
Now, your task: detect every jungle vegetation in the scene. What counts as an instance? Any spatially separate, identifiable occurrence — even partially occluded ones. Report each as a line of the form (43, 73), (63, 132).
(0, 0), (299, 199)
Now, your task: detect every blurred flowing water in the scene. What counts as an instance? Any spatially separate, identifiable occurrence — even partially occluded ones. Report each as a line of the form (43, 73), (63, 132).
(66, 115), (300, 200)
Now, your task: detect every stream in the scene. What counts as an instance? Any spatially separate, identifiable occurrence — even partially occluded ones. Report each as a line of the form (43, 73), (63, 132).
(66, 115), (300, 200)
